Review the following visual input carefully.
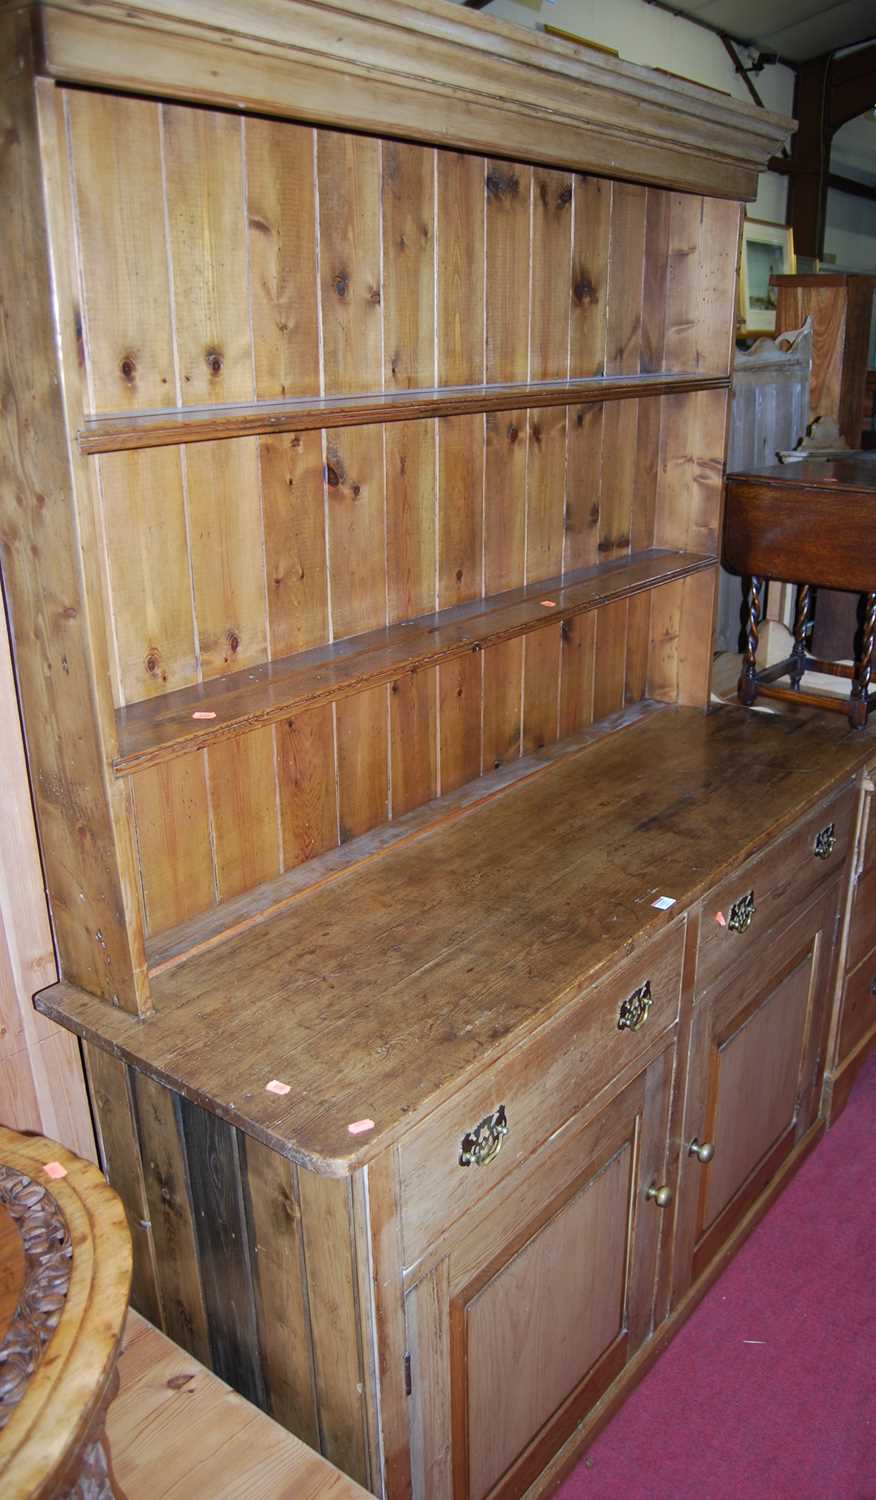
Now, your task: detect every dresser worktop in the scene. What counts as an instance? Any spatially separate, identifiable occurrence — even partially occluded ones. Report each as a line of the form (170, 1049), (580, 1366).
(37, 703), (875, 1174)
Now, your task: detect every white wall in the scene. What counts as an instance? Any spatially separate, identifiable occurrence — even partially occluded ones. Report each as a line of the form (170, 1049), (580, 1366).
(447, 0), (796, 216)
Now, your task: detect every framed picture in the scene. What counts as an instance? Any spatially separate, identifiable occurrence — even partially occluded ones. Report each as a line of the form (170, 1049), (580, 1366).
(738, 219), (796, 336)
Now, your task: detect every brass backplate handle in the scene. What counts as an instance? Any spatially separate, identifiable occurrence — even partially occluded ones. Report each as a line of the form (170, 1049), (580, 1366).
(459, 1104), (508, 1167)
(813, 823), (836, 860)
(617, 980), (652, 1032)
(728, 890), (755, 933)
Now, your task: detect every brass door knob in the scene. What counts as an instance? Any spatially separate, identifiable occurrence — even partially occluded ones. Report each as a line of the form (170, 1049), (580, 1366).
(646, 1182), (673, 1208)
(688, 1138), (715, 1164)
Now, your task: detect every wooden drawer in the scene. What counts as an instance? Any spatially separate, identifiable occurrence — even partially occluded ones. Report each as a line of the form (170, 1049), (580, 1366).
(696, 784), (855, 998)
(397, 921), (684, 1270)
(838, 946), (876, 1065)
(847, 860), (876, 975)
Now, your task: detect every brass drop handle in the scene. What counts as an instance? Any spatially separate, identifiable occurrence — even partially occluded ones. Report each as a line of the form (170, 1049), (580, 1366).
(459, 1104), (508, 1167)
(618, 980), (652, 1032)
(688, 1137), (715, 1164)
(728, 890), (755, 933)
(813, 823), (836, 860)
(646, 1182), (673, 1208)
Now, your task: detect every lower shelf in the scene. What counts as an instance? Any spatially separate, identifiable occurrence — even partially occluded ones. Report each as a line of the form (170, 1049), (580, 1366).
(113, 547), (715, 776)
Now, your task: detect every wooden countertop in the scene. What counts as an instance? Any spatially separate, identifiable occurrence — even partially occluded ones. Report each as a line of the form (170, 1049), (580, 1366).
(37, 704), (876, 1175)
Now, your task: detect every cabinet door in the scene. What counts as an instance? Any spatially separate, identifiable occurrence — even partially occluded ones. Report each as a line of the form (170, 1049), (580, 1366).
(674, 886), (838, 1299)
(405, 1044), (674, 1500)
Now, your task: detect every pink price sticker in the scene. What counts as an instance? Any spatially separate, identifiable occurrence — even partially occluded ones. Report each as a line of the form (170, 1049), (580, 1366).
(192, 711), (216, 720)
(265, 1079), (291, 1095)
(348, 1118), (375, 1135)
(43, 1161), (67, 1180)
(715, 911), (727, 927)
(540, 600), (557, 608)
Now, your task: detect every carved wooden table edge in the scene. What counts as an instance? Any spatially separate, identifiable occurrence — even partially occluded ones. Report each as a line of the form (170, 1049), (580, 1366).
(0, 1127), (132, 1500)
(723, 457), (876, 729)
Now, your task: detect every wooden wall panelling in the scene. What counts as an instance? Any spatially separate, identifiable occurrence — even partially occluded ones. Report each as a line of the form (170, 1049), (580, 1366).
(385, 419), (437, 628)
(559, 612), (597, 737)
(245, 118), (321, 402)
(130, 1070), (212, 1364)
(243, 1136), (320, 1446)
(162, 103), (252, 406)
(337, 686), (390, 842)
(298, 1169), (371, 1485)
(530, 166), (573, 383)
(277, 705), (340, 869)
(482, 411), (526, 771)
(207, 726), (281, 901)
(663, 193), (702, 375)
(83, 1044), (163, 1326)
(438, 414), (484, 794)
(0, 59), (149, 1013)
(186, 437), (267, 679)
(604, 182), (647, 376)
(392, 668), (439, 818)
(382, 140), (436, 391)
(65, 89), (175, 413)
(96, 449), (195, 704)
(592, 599), (629, 722)
(641, 188), (670, 374)
(655, 387), (728, 558)
(696, 198), (743, 376)
(178, 1095), (267, 1407)
(318, 130), (382, 396)
(436, 151), (484, 387)
(130, 753), (215, 936)
(570, 176), (611, 377)
(647, 569), (717, 708)
(260, 430), (329, 657)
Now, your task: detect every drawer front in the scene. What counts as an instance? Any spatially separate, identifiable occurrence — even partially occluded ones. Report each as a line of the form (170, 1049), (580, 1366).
(847, 860), (876, 975)
(696, 784), (855, 998)
(398, 921), (684, 1270)
(838, 947), (876, 1064)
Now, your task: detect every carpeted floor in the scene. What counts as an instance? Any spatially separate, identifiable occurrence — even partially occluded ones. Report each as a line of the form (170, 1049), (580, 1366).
(557, 1049), (876, 1500)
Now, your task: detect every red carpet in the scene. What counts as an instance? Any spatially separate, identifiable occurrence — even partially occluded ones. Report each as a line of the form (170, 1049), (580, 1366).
(557, 1050), (876, 1500)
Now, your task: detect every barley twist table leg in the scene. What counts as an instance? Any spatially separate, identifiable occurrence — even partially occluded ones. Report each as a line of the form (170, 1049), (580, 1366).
(738, 575), (763, 707)
(789, 582), (813, 691)
(850, 591), (876, 730)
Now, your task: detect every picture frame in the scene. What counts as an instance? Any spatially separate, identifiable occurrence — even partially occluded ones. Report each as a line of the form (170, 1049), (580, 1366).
(738, 218), (797, 336)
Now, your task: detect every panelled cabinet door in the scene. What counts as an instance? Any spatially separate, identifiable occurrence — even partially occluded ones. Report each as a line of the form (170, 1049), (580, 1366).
(673, 886), (839, 1301)
(405, 1044), (674, 1500)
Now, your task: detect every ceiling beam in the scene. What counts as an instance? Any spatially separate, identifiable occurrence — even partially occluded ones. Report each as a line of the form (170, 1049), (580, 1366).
(830, 41), (876, 129)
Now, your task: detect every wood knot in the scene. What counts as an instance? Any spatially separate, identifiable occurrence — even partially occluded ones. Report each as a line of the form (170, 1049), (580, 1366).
(144, 648), (163, 678)
(558, 183), (573, 208)
(207, 350), (224, 376)
(325, 464), (341, 487)
(531, 420), (542, 444)
(455, 568), (463, 583)
(351, 482), (361, 497)
(226, 630), (240, 655)
(507, 423), (519, 444)
(334, 272), (349, 299)
(120, 355), (136, 383)
(368, 285), (381, 305)
(486, 169), (519, 201)
(573, 274), (596, 307)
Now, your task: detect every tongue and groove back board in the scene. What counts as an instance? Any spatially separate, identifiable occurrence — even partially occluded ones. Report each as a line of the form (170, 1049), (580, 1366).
(6, 22), (767, 986)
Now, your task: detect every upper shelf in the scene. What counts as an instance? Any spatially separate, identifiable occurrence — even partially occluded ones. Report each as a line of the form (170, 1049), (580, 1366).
(79, 374), (730, 455)
(114, 546), (714, 776)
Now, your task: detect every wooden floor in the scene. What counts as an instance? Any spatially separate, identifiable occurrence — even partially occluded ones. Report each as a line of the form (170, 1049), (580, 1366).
(106, 1311), (370, 1499)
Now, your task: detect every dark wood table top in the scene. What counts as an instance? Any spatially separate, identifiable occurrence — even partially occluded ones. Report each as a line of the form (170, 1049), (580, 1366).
(726, 456), (876, 492)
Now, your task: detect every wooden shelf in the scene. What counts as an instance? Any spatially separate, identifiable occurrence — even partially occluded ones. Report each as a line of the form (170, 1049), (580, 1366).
(114, 548), (715, 776)
(79, 373), (729, 455)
